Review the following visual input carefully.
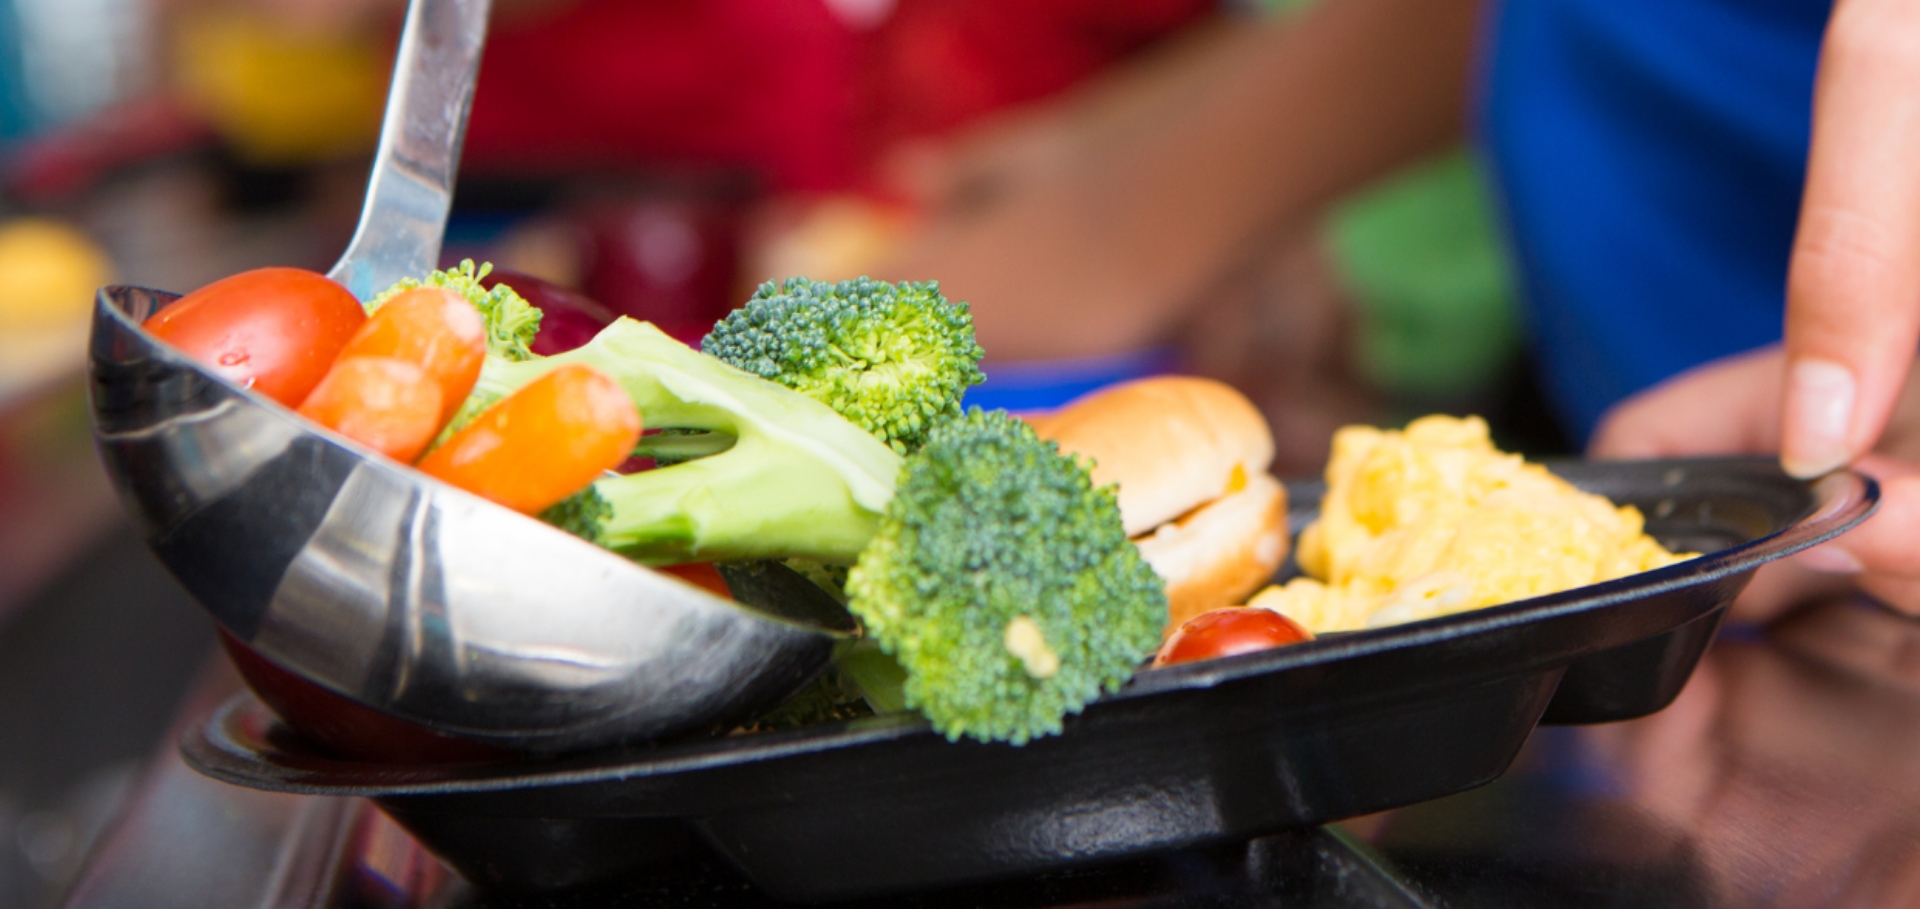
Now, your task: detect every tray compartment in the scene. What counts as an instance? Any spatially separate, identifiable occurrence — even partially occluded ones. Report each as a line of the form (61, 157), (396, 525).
(375, 805), (706, 894)
(696, 667), (1564, 900)
(177, 459), (1877, 902)
(1541, 605), (1729, 724)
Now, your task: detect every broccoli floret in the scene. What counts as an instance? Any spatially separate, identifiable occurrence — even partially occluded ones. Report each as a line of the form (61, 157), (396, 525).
(369, 260), (542, 361)
(475, 318), (902, 565)
(538, 487), (612, 546)
(845, 408), (1166, 745)
(702, 277), (985, 455)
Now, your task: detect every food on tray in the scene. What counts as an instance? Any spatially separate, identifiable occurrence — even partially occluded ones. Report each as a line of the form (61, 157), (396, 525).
(144, 267), (367, 406)
(843, 409), (1165, 745)
(142, 267), (1166, 747)
(132, 258), (1713, 748)
(483, 277), (1159, 744)
(701, 276), (986, 456)
(1028, 376), (1290, 630)
(1252, 415), (1695, 632)
(1152, 607), (1313, 668)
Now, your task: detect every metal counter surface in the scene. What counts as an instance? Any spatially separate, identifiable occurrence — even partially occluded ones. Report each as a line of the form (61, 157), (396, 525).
(27, 527), (1918, 909)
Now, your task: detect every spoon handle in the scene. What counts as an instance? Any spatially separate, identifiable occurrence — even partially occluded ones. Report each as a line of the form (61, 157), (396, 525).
(328, 0), (492, 299)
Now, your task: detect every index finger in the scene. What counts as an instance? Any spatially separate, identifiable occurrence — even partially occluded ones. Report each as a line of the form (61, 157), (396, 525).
(1782, 0), (1920, 478)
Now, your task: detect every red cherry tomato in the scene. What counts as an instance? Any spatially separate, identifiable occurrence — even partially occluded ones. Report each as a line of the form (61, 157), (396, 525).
(143, 267), (366, 407)
(1153, 607), (1312, 668)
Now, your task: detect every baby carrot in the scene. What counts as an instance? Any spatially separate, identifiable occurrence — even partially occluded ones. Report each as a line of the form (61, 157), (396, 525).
(340, 287), (487, 423)
(416, 364), (641, 515)
(297, 357), (445, 463)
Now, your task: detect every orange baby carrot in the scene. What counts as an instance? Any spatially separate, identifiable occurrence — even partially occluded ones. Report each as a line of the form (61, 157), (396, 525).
(416, 364), (641, 514)
(297, 357), (445, 463)
(340, 287), (487, 424)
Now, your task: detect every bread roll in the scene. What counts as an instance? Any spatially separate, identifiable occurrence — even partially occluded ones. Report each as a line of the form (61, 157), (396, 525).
(1028, 376), (1274, 536)
(1136, 472), (1289, 629)
(1027, 375), (1288, 631)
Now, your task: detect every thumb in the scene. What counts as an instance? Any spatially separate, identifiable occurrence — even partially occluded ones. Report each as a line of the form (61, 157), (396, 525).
(1794, 454), (1920, 582)
(1781, 0), (1920, 478)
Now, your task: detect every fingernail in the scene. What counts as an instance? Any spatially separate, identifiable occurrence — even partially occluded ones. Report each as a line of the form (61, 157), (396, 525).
(1794, 542), (1863, 574)
(1781, 357), (1855, 478)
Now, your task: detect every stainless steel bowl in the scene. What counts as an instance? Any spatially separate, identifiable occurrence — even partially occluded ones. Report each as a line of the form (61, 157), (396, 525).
(89, 285), (847, 752)
(84, 0), (847, 754)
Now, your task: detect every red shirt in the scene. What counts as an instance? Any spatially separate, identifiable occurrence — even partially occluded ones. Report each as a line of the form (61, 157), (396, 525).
(463, 0), (1213, 192)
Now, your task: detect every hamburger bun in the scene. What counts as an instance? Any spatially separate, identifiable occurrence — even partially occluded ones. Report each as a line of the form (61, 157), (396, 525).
(1136, 471), (1289, 629)
(1027, 376), (1288, 630)
(1027, 376), (1274, 536)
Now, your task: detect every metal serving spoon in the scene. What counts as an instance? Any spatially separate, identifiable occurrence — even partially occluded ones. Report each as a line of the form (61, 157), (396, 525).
(87, 0), (848, 754)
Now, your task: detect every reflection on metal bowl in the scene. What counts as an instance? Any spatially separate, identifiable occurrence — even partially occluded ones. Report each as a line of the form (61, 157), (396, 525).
(89, 284), (848, 755)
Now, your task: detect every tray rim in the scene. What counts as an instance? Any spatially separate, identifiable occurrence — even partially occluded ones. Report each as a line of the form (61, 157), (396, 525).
(180, 456), (1877, 799)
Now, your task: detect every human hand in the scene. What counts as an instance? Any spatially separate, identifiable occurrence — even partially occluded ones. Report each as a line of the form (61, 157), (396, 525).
(1778, 0), (1920, 479)
(1592, 346), (1920, 621)
(1601, 0), (1920, 623)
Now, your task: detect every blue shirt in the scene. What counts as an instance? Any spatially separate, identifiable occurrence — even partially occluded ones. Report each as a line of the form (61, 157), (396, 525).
(1480, 0), (1831, 439)
(962, 347), (1181, 414)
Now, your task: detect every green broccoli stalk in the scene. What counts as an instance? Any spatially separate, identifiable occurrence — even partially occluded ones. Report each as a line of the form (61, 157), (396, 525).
(636, 428), (734, 467)
(474, 318), (902, 565)
(368, 260), (542, 362)
(845, 408), (1167, 745)
(742, 642), (877, 731)
(448, 293), (1158, 745)
(701, 277), (985, 455)
(835, 637), (907, 713)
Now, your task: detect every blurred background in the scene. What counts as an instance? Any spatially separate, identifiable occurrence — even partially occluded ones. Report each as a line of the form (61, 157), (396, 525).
(0, 0), (1548, 466)
(0, 1), (1544, 906)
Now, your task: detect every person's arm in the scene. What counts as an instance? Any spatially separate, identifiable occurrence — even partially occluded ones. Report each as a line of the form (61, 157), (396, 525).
(883, 0), (1483, 361)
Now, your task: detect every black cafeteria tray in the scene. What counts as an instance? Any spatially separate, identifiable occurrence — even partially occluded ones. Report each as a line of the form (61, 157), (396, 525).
(182, 458), (1876, 902)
